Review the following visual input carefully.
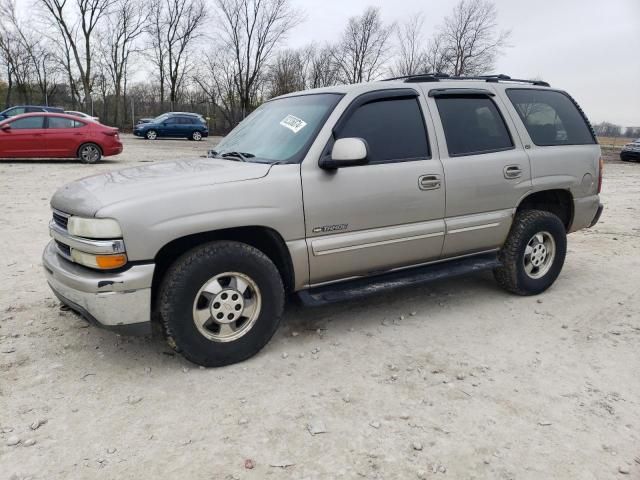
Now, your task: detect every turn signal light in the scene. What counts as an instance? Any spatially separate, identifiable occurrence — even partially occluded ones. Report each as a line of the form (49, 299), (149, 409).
(71, 249), (128, 270)
(96, 254), (128, 269)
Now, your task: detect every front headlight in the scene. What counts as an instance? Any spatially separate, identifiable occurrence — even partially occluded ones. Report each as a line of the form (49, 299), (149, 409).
(67, 217), (122, 239)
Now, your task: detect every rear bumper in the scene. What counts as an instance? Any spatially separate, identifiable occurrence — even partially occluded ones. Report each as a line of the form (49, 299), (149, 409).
(589, 203), (604, 228)
(42, 241), (154, 335)
(621, 150), (640, 160)
(104, 143), (123, 156)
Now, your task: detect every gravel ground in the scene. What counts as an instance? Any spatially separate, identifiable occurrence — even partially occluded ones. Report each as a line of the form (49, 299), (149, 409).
(1, 135), (639, 479)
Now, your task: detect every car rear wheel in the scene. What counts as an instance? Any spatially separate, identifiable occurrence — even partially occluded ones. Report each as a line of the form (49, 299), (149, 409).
(493, 210), (567, 295)
(78, 143), (102, 164)
(191, 131), (203, 141)
(146, 130), (158, 140)
(159, 241), (285, 367)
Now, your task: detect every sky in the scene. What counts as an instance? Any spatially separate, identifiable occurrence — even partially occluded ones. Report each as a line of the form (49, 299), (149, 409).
(291, 0), (640, 126)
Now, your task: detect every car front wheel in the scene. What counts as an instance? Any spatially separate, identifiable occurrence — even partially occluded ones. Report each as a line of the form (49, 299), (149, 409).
(146, 130), (158, 140)
(159, 241), (285, 367)
(191, 131), (203, 141)
(493, 210), (567, 295)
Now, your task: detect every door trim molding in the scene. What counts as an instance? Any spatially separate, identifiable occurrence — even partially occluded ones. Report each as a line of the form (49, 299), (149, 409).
(314, 231), (444, 256)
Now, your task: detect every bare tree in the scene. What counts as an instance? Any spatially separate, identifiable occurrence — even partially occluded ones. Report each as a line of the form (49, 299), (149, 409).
(100, 0), (148, 125)
(307, 45), (340, 88)
(148, 0), (207, 110)
(390, 14), (427, 77)
(267, 47), (313, 97)
(334, 7), (393, 84)
(437, 0), (510, 76)
(215, 0), (301, 118)
(38, 0), (116, 111)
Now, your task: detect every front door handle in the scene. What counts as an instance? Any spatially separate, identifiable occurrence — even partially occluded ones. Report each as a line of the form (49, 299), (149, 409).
(418, 174), (442, 190)
(504, 165), (523, 179)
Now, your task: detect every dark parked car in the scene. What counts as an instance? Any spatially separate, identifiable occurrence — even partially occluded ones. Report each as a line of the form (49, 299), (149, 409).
(134, 113), (208, 141)
(0, 105), (64, 120)
(134, 112), (207, 134)
(620, 138), (640, 162)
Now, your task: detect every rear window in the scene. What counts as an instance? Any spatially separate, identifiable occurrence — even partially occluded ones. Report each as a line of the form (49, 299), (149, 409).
(435, 96), (513, 156)
(506, 89), (595, 146)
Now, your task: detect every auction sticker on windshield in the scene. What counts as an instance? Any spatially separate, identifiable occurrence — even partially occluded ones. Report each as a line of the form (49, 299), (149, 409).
(280, 114), (307, 133)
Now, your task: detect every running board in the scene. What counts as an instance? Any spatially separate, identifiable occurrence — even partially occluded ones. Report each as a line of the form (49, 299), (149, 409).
(297, 252), (501, 307)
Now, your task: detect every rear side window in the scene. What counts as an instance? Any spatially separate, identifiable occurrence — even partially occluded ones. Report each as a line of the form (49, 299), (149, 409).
(48, 117), (84, 129)
(506, 89), (595, 146)
(337, 97), (430, 163)
(435, 96), (513, 156)
(9, 116), (45, 129)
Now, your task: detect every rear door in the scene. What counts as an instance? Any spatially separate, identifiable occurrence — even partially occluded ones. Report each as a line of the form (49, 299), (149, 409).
(301, 89), (446, 285)
(424, 87), (532, 257)
(0, 116), (47, 157)
(497, 88), (600, 231)
(45, 116), (88, 157)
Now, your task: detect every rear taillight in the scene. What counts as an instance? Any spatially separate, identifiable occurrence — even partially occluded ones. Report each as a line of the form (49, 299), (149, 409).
(597, 156), (604, 193)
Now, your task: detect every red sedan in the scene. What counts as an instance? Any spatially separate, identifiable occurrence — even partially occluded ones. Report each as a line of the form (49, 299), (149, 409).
(0, 113), (122, 163)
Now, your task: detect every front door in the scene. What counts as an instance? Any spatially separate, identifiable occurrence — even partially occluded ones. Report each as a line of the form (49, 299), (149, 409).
(301, 89), (446, 285)
(423, 87), (532, 257)
(0, 115), (47, 158)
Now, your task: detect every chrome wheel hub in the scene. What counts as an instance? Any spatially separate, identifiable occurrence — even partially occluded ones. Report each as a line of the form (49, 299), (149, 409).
(524, 231), (555, 279)
(192, 272), (261, 342)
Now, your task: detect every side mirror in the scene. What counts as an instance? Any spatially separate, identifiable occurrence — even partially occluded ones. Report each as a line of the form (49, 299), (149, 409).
(0, 124), (10, 131)
(320, 137), (369, 169)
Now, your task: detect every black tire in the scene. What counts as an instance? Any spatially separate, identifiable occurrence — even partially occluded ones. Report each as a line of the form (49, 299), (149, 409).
(493, 210), (567, 295)
(146, 129), (158, 140)
(191, 130), (203, 141)
(158, 241), (285, 367)
(78, 143), (102, 164)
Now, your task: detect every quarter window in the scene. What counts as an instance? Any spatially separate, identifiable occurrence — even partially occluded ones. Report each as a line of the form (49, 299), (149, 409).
(435, 96), (513, 156)
(506, 89), (595, 146)
(337, 97), (430, 163)
(9, 116), (45, 129)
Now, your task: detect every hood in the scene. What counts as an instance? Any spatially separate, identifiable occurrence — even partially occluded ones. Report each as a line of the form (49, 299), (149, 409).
(51, 158), (272, 216)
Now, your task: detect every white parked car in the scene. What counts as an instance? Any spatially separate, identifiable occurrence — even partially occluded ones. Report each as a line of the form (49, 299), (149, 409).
(64, 111), (100, 123)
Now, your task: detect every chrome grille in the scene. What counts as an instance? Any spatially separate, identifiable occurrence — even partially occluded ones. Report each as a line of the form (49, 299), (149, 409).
(52, 210), (70, 230)
(55, 240), (72, 259)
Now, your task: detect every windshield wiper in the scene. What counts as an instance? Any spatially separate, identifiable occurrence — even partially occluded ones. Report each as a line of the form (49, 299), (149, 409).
(218, 151), (255, 162)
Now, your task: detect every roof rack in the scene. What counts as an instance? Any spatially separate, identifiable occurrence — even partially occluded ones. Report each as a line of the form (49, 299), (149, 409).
(383, 73), (550, 87)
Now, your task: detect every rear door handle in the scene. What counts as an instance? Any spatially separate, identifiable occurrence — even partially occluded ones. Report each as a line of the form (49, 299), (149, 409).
(504, 165), (523, 179)
(418, 174), (442, 190)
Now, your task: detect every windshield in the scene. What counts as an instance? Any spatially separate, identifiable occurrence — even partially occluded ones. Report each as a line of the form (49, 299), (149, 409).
(213, 93), (342, 164)
(153, 113), (170, 123)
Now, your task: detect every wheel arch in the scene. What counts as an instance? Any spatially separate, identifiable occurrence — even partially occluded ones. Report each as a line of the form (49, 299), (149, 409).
(151, 226), (296, 306)
(515, 189), (574, 230)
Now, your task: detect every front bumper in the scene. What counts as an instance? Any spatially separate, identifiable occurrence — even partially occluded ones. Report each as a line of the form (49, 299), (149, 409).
(42, 241), (154, 335)
(621, 150), (640, 160)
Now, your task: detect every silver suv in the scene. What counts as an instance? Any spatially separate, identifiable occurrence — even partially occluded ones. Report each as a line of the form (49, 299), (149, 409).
(43, 74), (604, 367)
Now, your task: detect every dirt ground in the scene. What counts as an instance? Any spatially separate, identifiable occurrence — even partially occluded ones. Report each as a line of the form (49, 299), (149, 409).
(1, 136), (639, 480)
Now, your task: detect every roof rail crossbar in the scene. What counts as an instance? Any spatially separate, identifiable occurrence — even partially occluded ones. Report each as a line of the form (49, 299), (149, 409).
(382, 73), (550, 87)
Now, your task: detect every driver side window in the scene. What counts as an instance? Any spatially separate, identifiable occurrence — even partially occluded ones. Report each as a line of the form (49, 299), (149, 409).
(336, 97), (430, 164)
(9, 116), (45, 129)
